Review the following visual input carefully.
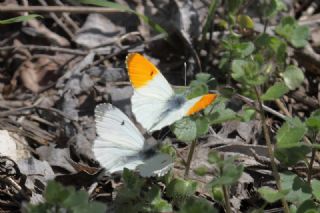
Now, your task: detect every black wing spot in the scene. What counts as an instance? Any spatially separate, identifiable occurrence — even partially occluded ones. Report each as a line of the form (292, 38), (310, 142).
(150, 70), (154, 76)
(121, 120), (125, 125)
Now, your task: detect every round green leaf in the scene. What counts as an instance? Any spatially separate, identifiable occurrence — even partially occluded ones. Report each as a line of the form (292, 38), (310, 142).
(172, 117), (197, 142)
(237, 15), (254, 29)
(258, 186), (289, 203)
(166, 178), (197, 198)
(276, 117), (307, 148)
(261, 82), (290, 100)
(282, 65), (304, 90)
(195, 117), (209, 137)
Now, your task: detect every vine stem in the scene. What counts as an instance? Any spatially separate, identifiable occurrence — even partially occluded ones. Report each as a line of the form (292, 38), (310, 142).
(254, 87), (290, 213)
(184, 139), (197, 178)
(222, 185), (232, 213)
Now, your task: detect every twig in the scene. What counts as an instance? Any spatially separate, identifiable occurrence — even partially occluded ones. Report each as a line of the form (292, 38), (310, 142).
(275, 99), (291, 117)
(0, 45), (88, 55)
(37, 0), (75, 39)
(54, 0), (80, 31)
(234, 93), (286, 120)
(254, 86), (290, 213)
(307, 149), (316, 184)
(0, 6), (123, 13)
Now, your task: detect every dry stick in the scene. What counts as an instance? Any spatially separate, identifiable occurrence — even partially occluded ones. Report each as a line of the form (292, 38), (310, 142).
(254, 87), (290, 213)
(37, 0), (75, 39)
(308, 149), (316, 184)
(0, 45), (87, 55)
(54, 0), (80, 31)
(0, 6), (122, 13)
(184, 139), (197, 178)
(234, 93), (286, 120)
(275, 99), (291, 117)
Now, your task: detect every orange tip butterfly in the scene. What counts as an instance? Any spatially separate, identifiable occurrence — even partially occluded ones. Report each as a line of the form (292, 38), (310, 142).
(93, 103), (173, 177)
(126, 53), (218, 132)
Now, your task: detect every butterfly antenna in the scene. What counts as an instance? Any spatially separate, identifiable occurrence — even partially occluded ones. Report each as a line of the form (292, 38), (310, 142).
(184, 62), (187, 86)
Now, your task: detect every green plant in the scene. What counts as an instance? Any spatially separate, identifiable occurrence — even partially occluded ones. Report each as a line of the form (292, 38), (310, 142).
(0, 15), (41, 24)
(26, 181), (107, 213)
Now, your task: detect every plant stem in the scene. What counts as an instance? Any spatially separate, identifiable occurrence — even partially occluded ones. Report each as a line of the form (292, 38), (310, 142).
(254, 86), (290, 213)
(307, 148), (316, 184)
(222, 185), (232, 213)
(184, 139), (197, 178)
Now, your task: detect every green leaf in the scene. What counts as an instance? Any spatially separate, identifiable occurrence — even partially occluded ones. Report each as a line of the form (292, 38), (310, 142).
(71, 202), (107, 213)
(296, 200), (317, 213)
(63, 190), (88, 208)
(231, 59), (266, 86)
(0, 14), (42, 24)
(166, 178), (197, 199)
(282, 65), (304, 90)
(281, 172), (312, 205)
(195, 73), (212, 83)
(237, 15), (254, 29)
(179, 197), (218, 213)
(193, 166), (208, 176)
(291, 26), (309, 48)
(276, 16), (296, 39)
(195, 117), (209, 137)
(212, 186), (224, 203)
(226, 0), (244, 14)
(258, 186), (289, 203)
(255, 34), (287, 62)
(45, 181), (73, 204)
(275, 145), (311, 166)
(306, 109), (320, 131)
(276, 117), (307, 148)
(240, 107), (256, 122)
(208, 151), (221, 164)
(187, 82), (209, 99)
(147, 186), (173, 212)
(210, 157), (244, 187)
(275, 16), (309, 48)
(233, 42), (255, 58)
(172, 117), (197, 142)
(207, 104), (237, 125)
(264, 0), (286, 17)
(261, 82), (290, 100)
(311, 179), (320, 201)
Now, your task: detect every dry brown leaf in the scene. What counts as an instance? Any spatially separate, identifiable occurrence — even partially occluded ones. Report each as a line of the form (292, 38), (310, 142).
(19, 57), (59, 93)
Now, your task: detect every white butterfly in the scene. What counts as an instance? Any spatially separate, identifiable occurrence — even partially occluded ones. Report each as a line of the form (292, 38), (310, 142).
(93, 103), (173, 177)
(126, 53), (218, 132)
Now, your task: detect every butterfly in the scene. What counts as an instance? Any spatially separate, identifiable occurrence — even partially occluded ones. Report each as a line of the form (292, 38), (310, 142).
(126, 53), (218, 132)
(93, 103), (173, 177)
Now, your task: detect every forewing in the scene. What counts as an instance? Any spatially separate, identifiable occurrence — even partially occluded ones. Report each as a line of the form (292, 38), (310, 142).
(94, 103), (144, 150)
(126, 53), (175, 132)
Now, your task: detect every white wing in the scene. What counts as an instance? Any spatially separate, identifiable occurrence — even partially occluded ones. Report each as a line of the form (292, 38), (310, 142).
(137, 153), (173, 177)
(93, 103), (145, 173)
(147, 96), (203, 132)
(131, 74), (175, 132)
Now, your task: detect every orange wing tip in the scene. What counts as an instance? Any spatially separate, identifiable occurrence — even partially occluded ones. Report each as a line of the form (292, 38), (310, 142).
(125, 53), (160, 89)
(186, 94), (218, 116)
